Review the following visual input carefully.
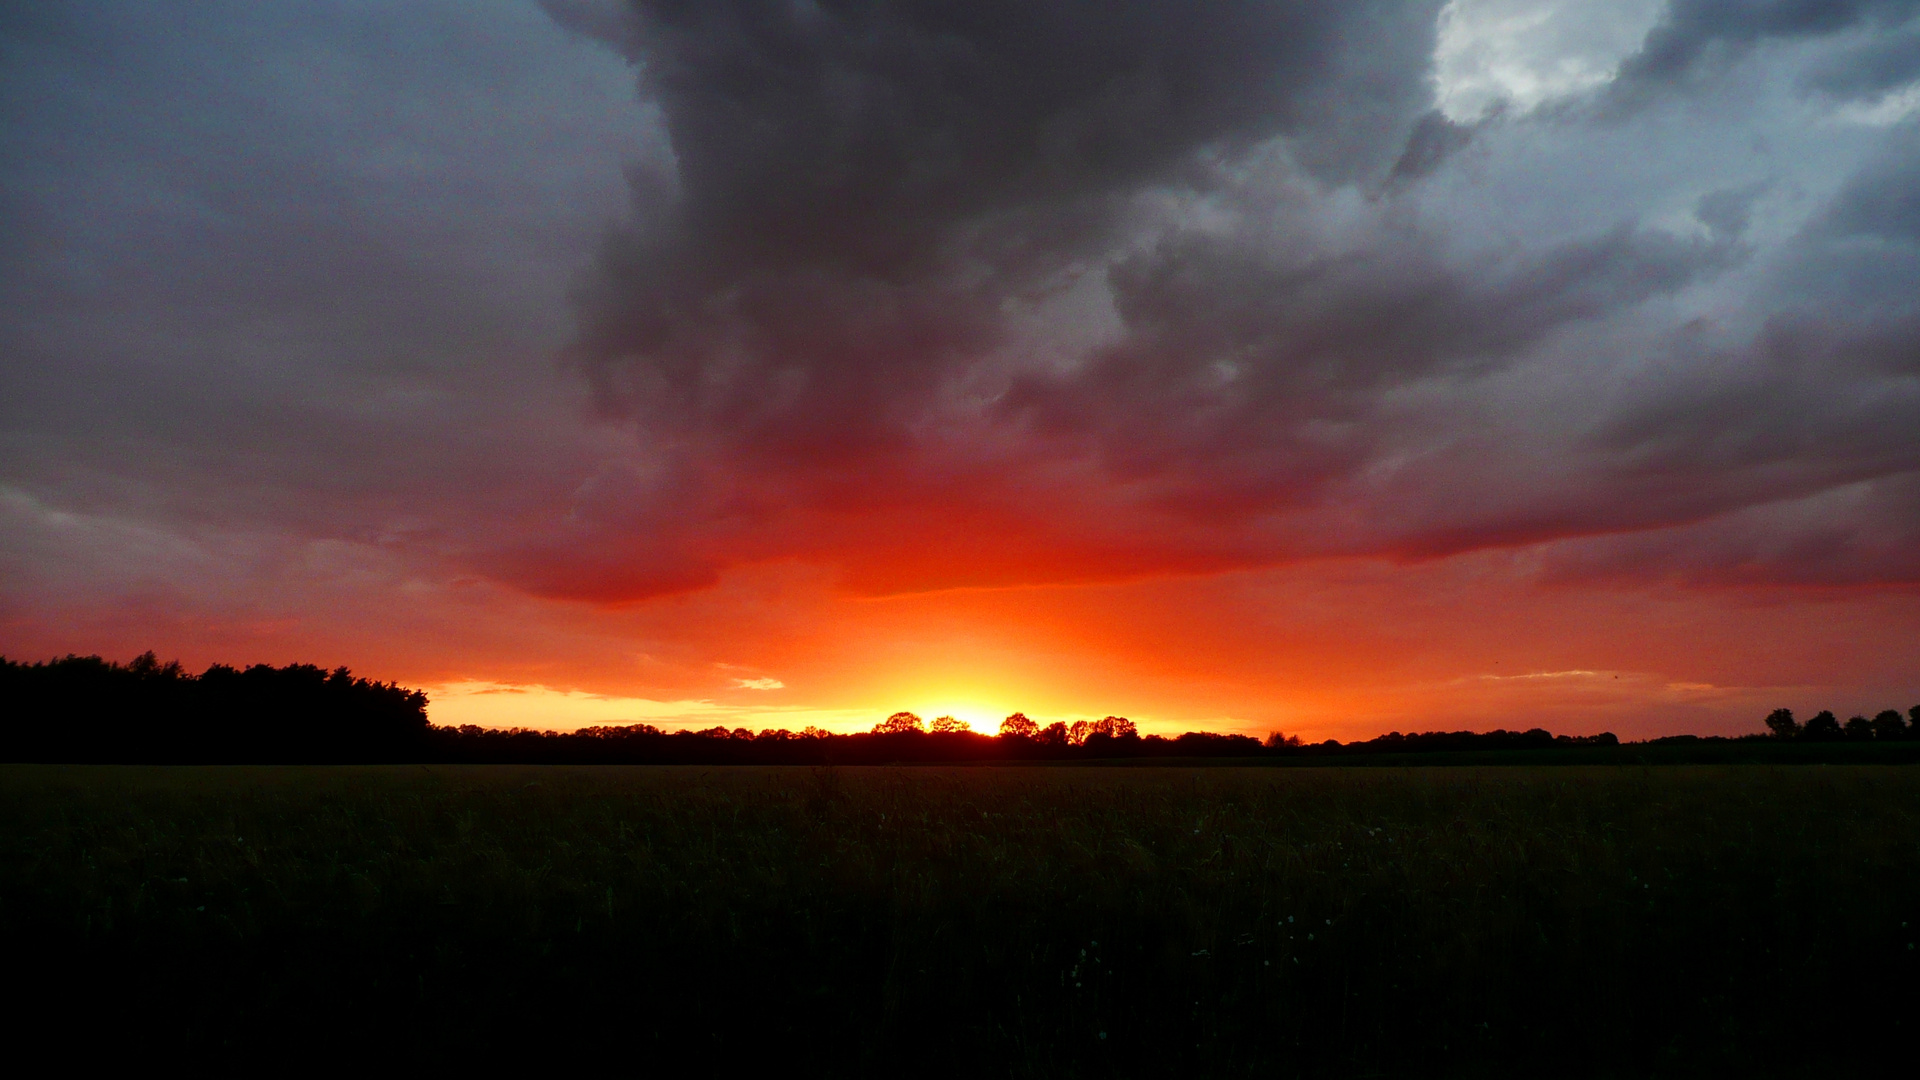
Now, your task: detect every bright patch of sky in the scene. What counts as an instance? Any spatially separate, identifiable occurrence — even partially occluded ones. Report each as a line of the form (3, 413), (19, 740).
(1434, 0), (1667, 120)
(427, 682), (1252, 738)
(1834, 79), (1920, 126)
(428, 680), (873, 732)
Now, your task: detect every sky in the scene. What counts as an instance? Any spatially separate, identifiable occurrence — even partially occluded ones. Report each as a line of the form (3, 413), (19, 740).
(3, 0), (1918, 741)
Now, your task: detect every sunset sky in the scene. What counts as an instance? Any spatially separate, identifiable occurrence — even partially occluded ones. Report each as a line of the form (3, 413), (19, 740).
(4, 0), (1918, 741)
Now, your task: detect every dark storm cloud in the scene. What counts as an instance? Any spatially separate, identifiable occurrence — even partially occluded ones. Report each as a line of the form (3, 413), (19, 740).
(1597, 130), (1920, 484)
(553, 0), (1439, 269)
(519, 0), (1510, 597)
(549, 0), (1443, 467)
(526, 0), (1920, 598)
(1538, 472), (1920, 588)
(1803, 23), (1920, 98)
(1607, 0), (1920, 106)
(1821, 135), (1920, 248)
(1005, 219), (1736, 519)
(1562, 125), (1920, 588)
(0, 1), (649, 605)
(8, 0), (1920, 625)
(1388, 110), (1483, 184)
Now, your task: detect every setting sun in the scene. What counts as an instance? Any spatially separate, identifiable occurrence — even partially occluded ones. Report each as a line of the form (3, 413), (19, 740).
(8, 0), (1920, 1071)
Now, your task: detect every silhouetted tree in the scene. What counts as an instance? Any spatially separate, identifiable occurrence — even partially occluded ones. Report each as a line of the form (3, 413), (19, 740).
(0, 652), (428, 762)
(1871, 710), (1907, 740)
(13, 652), (1848, 767)
(1077, 716), (1141, 754)
(873, 711), (924, 735)
(128, 650), (184, 680)
(1802, 710), (1842, 741)
(1843, 715), (1874, 740)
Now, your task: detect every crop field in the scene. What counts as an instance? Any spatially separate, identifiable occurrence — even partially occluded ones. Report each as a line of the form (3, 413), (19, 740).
(5, 763), (1919, 1075)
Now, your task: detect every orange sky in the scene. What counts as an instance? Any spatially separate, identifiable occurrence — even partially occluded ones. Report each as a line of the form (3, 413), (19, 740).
(10, 520), (1914, 742)
(4, 2), (1918, 741)
(395, 557), (1920, 742)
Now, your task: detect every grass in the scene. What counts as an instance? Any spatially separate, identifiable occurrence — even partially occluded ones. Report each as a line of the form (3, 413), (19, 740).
(4, 763), (1919, 1074)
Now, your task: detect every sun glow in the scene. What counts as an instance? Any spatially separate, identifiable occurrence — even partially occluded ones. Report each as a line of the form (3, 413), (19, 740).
(427, 681), (877, 733)
(901, 703), (1008, 733)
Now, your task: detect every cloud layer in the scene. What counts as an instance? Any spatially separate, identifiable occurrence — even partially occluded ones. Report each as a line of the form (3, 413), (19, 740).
(518, 0), (1920, 599)
(2, 0), (1917, 733)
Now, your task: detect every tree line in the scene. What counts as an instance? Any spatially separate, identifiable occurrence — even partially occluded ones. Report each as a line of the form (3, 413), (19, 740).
(420, 719), (1620, 765)
(5, 652), (1912, 764)
(0, 652), (429, 762)
(0, 653), (1629, 764)
(1763, 706), (1920, 742)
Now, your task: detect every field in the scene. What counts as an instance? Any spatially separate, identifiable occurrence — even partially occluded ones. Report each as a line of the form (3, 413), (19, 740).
(5, 764), (1919, 1075)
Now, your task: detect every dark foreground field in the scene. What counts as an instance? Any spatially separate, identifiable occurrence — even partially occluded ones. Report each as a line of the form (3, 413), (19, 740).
(4, 765), (1919, 1075)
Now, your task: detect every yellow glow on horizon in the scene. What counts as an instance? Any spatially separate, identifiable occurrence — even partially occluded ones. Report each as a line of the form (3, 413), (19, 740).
(426, 681), (1265, 739)
(427, 681), (877, 733)
(901, 702), (1006, 733)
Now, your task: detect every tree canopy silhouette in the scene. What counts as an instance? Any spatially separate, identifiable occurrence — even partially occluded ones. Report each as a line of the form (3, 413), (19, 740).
(20, 653), (1916, 766)
(1761, 704), (1915, 742)
(999, 712), (1038, 739)
(873, 711), (925, 735)
(0, 652), (427, 762)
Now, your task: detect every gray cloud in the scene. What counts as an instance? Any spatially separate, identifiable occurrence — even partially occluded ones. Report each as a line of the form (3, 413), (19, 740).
(520, 0), (1920, 596)
(1004, 216), (1738, 523)
(1538, 472), (1920, 588)
(1389, 109), (1484, 184)
(0, 1), (648, 569)
(1606, 0), (1920, 108)
(1820, 132), (1920, 247)
(1803, 24), (1920, 97)
(554, 0), (1444, 463)
(557, 1), (1440, 268)
(5, 0), (1920, 628)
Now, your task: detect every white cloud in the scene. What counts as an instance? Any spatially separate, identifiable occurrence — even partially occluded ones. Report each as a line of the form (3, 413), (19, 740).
(1832, 80), (1920, 126)
(1433, 0), (1666, 120)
